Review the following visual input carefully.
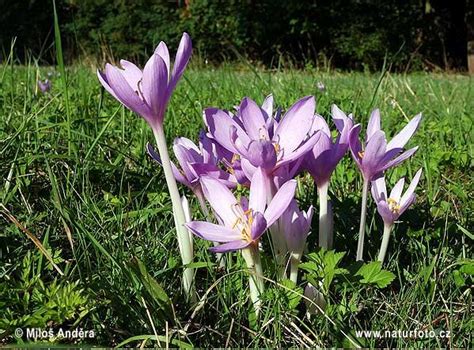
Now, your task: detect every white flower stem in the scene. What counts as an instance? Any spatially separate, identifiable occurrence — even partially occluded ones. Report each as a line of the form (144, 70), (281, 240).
(356, 179), (369, 261)
(378, 223), (392, 264)
(153, 125), (195, 301)
(317, 182), (331, 250)
(289, 253), (301, 283)
(265, 176), (287, 277)
(242, 243), (264, 315)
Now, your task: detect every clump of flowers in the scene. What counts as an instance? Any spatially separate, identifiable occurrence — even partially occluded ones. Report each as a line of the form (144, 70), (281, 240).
(98, 33), (423, 314)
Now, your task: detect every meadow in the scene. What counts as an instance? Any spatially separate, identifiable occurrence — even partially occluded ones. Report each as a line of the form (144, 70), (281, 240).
(0, 60), (472, 347)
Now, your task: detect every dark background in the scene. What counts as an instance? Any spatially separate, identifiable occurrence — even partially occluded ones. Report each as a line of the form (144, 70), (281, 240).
(1, 0), (472, 71)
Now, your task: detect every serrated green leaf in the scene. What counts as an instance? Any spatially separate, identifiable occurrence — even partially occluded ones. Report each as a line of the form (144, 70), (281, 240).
(356, 261), (395, 288)
(280, 279), (303, 310)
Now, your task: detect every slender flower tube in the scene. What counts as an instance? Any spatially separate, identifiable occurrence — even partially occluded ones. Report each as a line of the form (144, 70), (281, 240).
(281, 200), (313, 283)
(186, 168), (297, 311)
(304, 105), (353, 249)
(97, 33), (195, 299)
(349, 110), (422, 261)
(371, 169), (422, 263)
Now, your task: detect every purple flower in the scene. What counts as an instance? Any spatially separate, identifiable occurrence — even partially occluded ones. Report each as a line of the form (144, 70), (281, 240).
(371, 168), (422, 226)
(186, 168), (297, 253)
(204, 96), (320, 184)
(97, 33), (192, 130)
(37, 79), (51, 93)
(281, 200), (313, 256)
(349, 110), (422, 181)
(147, 133), (236, 192)
(304, 105), (354, 187)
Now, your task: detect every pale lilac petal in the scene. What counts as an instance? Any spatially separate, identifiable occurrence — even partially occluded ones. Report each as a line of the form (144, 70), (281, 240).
(155, 41), (170, 78)
(173, 142), (199, 181)
(104, 64), (152, 121)
(377, 201), (397, 225)
(331, 104), (351, 132)
(361, 130), (387, 180)
(246, 140), (277, 169)
(386, 114), (422, 151)
(278, 131), (321, 167)
(119, 60), (142, 91)
(209, 240), (250, 253)
(142, 53), (168, 119)
(239, 97), (269, 140)
(371, 176), (387, 202)
(348, 124), (362, 166)
(380, 146), (419, 172)
(200, 176), (239, 227)
(400, 168), (422, 207)
(398, 193), (416, 216)
(169, 32), (192, 94)
(389, 177), (405, 202)
(264, 180), (297, 226)
(274, 96), (316, 154)
(250, 212), (268, 241)
(146, 143), (161, 164)
(240, 158), (257, 181)
(261, 94), (273, 119)
(367, 109), (381, 141)
(186, 221), (241, 242)
(249, 168), (269, 214)
(310, 114), (331, 137)
(97, 69), (118, 100)
(204, 108), (250, 153)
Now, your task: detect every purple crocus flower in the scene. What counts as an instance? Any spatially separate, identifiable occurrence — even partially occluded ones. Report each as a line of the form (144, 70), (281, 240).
(371, 168), (422, 226)
(371, 169), (422, 263)
(37, 79), (51, 93)
(349, 110), (422, 182)
(282, 200), (313, 257)
(147, 133), (236, 193)
(281, 200), (313, 282)
(204, 96), (320, 185)
(97, 32), (191, 130)
(316, 81), (326, 92)
(304, 105), (354, 187)
(186, 168), (297, 253)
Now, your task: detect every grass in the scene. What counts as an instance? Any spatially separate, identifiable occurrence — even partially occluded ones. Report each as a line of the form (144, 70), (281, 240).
(0, 60), (472, 347)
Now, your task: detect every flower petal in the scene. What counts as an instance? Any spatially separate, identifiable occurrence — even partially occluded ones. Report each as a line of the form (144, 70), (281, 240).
(142, 53), (168, 119)
(155, 41), (170, 78)
(200, 176), (239, 227)
(186, 221), (241, 242)
(366, 109), (381, 141)
(264, 179), (297, 226)
(239, 97), (269, 140)
(261, 94), (273, 119)
(386, 114), (422, 151)
(348, 124), (362, 166)
(379, 146), (419, 172)
(209, 240), (250, 253)
(331, 104), (351, 132)
(250, 212), (268, 241)
(400, 168), (422, 207)
(389, 177), (405, 202)
(104, 64), (152, 122)
(371, 176), (387, 202)
(361, 130), (387, 180)
(169, 32), (192, 94)
(204, 108), (250, 153)
(274, 96), (315, 154)
(119, 59), (142, 91)
(376, 201), (397, 225)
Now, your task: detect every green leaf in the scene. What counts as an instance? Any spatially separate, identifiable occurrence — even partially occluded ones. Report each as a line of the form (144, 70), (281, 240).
(356, 261), (395, 288)
(128, 257), (172, 315)
(280, 279), (303, 310)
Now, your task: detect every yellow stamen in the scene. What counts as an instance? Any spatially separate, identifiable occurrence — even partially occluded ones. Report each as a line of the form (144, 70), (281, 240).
(273, 142), (281, 154)
(358, 151), (365, 159)
(231, 154), (240, 163)
(387, 198), (401, 214)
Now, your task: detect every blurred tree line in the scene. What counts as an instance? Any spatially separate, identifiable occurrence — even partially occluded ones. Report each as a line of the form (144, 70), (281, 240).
(0, 0), (471, 71)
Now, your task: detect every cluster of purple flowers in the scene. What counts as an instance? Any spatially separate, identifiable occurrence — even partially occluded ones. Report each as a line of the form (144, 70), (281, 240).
(97, 33), (423, 307)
